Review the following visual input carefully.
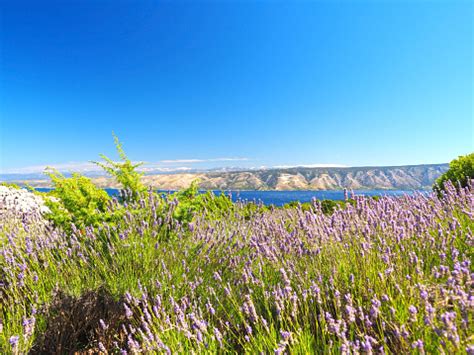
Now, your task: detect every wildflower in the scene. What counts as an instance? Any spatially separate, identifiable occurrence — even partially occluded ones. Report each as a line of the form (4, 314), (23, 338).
(98, 342), (107, 352)
(213, 271), (222, 282)
(361, 335), (375, 354)
(274, 343), (287, 355)
(124, 304), (133, 319)
(280, 330), (291, 341)
(9, 335), (19, 349)
(22, 316), (36, 337)
(196, 330), (203, 343)
(370, 298), (381, 319)
(99, 319), (108, 331)
(340, 342), (350, 354)
(206, 299), (216, 316)
(412, 339), (425, 354)
(408, 305), (417, 322)
(127, 334), (140, 351)
(466, 344), (474, 355)
(213, 327), (223, 347)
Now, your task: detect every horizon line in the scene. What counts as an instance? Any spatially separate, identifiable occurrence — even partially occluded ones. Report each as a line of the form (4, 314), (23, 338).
(0, 161), (450, 175)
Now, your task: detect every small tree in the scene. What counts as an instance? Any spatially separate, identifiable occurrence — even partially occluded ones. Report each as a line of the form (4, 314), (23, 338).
(434, 153), (474, 192)
(93, 133), (146, 201)
(44, 169), (111, 230)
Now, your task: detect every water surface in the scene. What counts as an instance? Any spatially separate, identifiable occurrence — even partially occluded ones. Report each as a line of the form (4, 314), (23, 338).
(36, 188), (426, 206)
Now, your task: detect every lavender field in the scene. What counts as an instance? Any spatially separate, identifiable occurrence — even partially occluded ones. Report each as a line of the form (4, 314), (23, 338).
(1, 181), (473, 354)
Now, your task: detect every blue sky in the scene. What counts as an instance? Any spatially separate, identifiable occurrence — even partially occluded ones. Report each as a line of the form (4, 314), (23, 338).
(0, 0), (472, 173)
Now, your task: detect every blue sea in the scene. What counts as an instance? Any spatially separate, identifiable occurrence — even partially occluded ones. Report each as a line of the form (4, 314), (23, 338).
(36, 188), (426, 207)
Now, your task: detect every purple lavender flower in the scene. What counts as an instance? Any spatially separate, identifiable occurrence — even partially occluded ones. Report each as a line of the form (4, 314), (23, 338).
(345, 304), (356, 323)
(370, 298), (381, 319)
(98, 342), (107, 352)
(280, 330), (291, 341)
(99, 319), (108, 331)
(9, 335), (19, 349)
(214, 327), (223, 347)
(124, 304), (133, 319)
(412, 339), (424, 352)
(408, 305), (418, 322)
(466, 344), (474, 355)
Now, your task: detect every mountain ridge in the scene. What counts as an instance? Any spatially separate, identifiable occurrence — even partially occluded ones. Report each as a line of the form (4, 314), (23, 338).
(3, 163), (449, 190)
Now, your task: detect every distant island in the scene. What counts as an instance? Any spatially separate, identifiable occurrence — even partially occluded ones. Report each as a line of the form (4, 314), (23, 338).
(2, 163), (448, 190)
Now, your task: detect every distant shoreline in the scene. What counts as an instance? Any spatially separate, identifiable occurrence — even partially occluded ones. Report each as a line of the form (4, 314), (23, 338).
(1, 163), (447, 191)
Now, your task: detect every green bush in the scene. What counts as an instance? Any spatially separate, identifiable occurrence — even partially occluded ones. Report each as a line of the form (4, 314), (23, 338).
(40, 133), (148, 232)
(434, 153), (474, 192)
(320, 199), (341, 214)
(282, 199), (353, 215)
(43, 169), (113, 231)
(0, 182), (21, 189)
(282, 201), (314, 213)
(240, 201), (268, 219)
(93, 133), (146, 201)
(170, 181), (234, 224)
(41, 137), (237, 233)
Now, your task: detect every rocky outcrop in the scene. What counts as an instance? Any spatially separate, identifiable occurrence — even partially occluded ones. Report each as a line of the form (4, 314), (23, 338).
(0, 186), (50, 214)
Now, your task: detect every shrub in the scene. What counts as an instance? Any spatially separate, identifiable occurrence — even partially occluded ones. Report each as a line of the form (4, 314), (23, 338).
(320, 199), (340, 214)
(93, 133), (146, 201)
(283, 199), (355, 215)
(41, 138), (235, 233)
(282, 201), (314, 213)
(434, 153), (474, 192)
(43, 169), (112, 231)
(170, 181), (234, 224)
(0, 182), (21, 189)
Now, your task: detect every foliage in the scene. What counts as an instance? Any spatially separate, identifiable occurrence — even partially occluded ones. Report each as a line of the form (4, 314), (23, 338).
(93, 133), (146, 201)
(40, 134), (149, 232)
(0, 182), (21, 189)
(1, 180), (472, 353)
(239, 200), (269, 220)
(169, 180), (234, 224)
(43, 169), (113, 231)
(434, 152), (474, 192)
(283, 199), (355, 215)
(282, 201), (314, 213)
(40, 137), (236, 234)
(319, 199), (342, 214)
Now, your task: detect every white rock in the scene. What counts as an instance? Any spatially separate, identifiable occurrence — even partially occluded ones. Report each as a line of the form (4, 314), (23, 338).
(0, 186), (51, 214)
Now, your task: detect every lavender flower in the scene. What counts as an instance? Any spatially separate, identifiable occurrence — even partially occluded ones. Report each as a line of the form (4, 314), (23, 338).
(9, 335), (19, 349)
(124, 304), (133, 319)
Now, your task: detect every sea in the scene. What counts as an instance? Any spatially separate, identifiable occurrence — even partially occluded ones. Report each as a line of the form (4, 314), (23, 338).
(35, 188), (427, 207)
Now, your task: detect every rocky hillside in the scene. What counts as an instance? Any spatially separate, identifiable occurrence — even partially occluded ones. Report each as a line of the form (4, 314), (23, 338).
(98, 163), (448, 190)
(6, 164), (448, 190)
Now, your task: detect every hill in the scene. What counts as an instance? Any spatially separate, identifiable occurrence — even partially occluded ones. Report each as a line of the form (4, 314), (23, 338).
(5, 163), (449, 190)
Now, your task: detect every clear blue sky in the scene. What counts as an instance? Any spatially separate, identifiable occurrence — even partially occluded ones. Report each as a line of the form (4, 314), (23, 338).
(1, 0), (472, 172)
